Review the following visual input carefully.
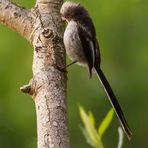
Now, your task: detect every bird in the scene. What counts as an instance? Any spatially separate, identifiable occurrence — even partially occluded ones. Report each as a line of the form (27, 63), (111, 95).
(60, 1), (132, 140)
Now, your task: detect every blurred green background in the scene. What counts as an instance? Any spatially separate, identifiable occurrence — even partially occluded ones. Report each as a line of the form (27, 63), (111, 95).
(0, 0), (148, 147)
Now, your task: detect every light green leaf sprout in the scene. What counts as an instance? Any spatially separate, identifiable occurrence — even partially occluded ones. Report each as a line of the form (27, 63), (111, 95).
(79, 106), (114, 148)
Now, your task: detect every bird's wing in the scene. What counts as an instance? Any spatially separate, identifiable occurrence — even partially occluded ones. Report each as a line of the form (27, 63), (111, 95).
(77, 23), (96, 78)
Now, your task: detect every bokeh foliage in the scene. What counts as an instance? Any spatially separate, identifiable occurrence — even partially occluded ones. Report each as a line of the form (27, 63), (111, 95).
(0, 0), (148, 147)
(79, 107), (114, 148)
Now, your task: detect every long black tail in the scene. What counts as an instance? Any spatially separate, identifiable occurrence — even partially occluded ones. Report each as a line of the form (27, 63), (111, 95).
(94, 66), (132, 140)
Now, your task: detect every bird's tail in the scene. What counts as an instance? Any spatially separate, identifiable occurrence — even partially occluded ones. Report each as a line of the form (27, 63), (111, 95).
(94, 66), (132, 140)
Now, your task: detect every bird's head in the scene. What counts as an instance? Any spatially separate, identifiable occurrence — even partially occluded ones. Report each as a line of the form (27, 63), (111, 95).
(60, 1), (88, 22)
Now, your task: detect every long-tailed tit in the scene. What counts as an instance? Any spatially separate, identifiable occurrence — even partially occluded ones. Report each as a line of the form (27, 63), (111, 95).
(60, 1), (132, 139)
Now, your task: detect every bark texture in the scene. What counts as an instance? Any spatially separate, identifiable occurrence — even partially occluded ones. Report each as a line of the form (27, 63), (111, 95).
(0, 0), (70, 147)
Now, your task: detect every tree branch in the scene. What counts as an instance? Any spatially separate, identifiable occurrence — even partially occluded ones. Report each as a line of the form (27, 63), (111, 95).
(0, 0), (35, 41)
(0, 0), (70, 147)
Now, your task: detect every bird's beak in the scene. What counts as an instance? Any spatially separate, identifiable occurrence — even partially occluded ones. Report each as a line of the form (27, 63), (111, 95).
(61, 16), (66, 22)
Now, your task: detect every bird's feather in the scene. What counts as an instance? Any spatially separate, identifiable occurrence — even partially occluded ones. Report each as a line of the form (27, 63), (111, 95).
(77, 21), (96, 78)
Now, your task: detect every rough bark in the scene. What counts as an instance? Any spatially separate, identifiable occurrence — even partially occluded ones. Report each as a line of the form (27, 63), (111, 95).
(0, 0), (70, 148)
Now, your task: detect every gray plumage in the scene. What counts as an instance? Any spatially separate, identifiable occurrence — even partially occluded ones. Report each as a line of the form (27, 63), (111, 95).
(64, 20), (87, 67)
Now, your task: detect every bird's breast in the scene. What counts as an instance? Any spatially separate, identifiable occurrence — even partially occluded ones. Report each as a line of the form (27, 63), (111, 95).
(64, 21), (87, 66)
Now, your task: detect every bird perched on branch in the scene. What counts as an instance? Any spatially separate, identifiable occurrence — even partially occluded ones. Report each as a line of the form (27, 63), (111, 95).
(60, 1), (132, 139)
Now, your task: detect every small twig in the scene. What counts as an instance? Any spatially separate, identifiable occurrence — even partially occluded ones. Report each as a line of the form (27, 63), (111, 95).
(20, 84), (32, 94)
(118, 127), (124, 148)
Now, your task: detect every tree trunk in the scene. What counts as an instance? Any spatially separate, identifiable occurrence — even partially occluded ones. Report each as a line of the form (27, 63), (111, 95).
(0, 0), (70, 147)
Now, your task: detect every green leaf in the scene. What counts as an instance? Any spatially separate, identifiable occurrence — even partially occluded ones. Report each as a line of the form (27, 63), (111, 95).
(79, 105), (104, 148)
(80, 126), (96, 147)
(98, 108), (114, 138)
(79, 106), (99, 144)
(88, 111), (95, 126)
